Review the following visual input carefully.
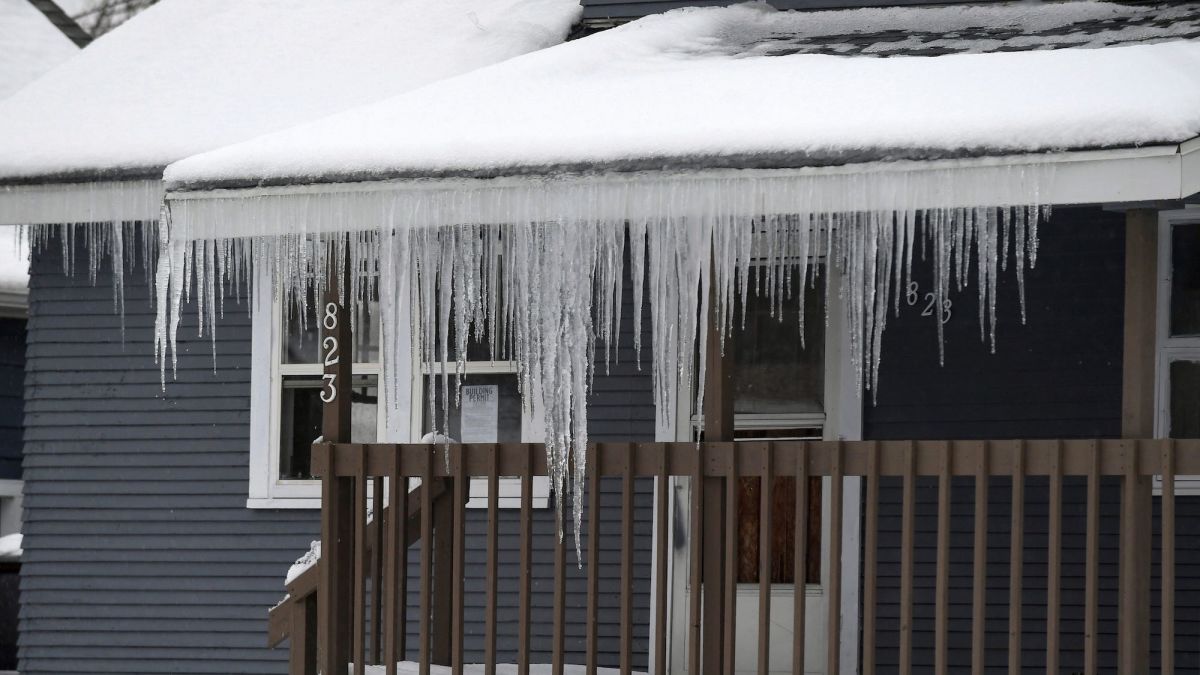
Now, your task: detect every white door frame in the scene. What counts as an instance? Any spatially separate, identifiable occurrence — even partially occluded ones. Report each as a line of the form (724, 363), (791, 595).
(652, 270), (863, 675)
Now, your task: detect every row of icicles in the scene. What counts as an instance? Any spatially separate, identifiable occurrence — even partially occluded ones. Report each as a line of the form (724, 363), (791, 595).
(23, 203), (1047, 556)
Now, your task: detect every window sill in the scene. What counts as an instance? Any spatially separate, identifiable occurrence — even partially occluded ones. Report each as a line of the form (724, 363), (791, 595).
(247, 496), (321, 510)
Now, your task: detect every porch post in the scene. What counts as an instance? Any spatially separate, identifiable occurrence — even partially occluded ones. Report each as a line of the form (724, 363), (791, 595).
(1119, 208), (1156, 673)
(702, 279), (734, 675)
(320, 244), (355, 674)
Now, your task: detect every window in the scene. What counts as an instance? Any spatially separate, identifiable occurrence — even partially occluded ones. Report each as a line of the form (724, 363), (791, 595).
(248, 263), (548, 508)
(1155, 212), (1200, 494)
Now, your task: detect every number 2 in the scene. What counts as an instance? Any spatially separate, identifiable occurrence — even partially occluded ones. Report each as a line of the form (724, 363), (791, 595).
(921, 293), (952, 324)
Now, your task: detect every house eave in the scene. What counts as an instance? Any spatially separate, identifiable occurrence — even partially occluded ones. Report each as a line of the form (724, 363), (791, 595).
(164, 142), (1199, 242)
(0, 177), (163, 226)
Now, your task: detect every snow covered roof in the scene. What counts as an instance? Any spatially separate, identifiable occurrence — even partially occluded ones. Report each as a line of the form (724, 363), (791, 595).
(0, 0), (582, 185)
(0, 0), (78, 101)
(164, 1), (1200, 193)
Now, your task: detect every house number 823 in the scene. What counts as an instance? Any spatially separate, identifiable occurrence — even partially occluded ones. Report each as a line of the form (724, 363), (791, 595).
(320, 302), (340, 403)
(905, 282), (952, 324)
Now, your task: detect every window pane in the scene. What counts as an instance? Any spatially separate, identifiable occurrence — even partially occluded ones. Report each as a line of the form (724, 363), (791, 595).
(283, 296), (380, 364)
(733, 275), (825, 415)
(1171, 223), (1200, 337)
(421, 373), (522, 442)
(279, 376), (378, 480)
(1169, 360), (1200, 438)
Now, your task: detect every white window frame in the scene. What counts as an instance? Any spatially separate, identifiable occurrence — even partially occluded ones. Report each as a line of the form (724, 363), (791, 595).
(1155, 207), (1200, 495)
(249, 263), (549, 509)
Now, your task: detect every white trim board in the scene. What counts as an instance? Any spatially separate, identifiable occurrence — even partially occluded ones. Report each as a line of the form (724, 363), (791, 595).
(0, 179), (162, 226)
(166, 143), (1199, 241)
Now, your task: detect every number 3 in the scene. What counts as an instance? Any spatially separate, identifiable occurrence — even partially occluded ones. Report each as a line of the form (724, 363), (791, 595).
(320, 373), (337, 403)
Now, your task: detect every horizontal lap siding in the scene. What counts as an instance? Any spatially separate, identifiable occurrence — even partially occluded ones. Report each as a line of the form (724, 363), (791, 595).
(20, 237), (321, 675)
(21, 237), (655, 673)
(865, 207), (1200, 673)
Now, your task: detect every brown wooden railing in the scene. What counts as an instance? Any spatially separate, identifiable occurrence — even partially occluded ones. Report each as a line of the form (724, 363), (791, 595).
(273, 438), (1197, 675)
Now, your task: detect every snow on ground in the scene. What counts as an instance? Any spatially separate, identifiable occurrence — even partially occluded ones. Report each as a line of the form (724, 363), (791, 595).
(286, 540), (320, 586)
(0, 533), (21, 561)
(165, 3), (1200, 188)
(0, 0), (78, 100)
(0, 0), (581, 181)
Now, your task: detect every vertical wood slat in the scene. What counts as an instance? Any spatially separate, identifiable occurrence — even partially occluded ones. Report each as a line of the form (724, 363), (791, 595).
(792, 444), (808, 675)
(553, 502), (566, 675)
(1007, 441), (1025, 675)
(1084, 442), (1100, 675)
(826, 443), (843, 675)
(722, 444), (737, 675)
(1162, 440), (1176, 675)
(452, 448), (466, 675)
(757, 443), (773, 675)
(1046, 441), (1063, 675)
(861, 442), (879, 675)
(586, 444), (601, 675)
(899, 443), (916, 675)
(654, 448), (670, 675)
(971, 443), (988, 675)
(518, 450), (533, 675)
(419, 449), (434, 675)
(353, 447), (368, 675)
(934, 443), (951, 675)
(290, 599), (310, 675)
(688, 446), (704, 675)
(484, 447), (499, 675)
(384, 456), (405, 675)
(372, 477), (385, 666)
(621, 444), (635, 675)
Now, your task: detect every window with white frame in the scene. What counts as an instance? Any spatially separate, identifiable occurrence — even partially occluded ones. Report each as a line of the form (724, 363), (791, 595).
(1156, 211), (1200, 494)
(248, 263), (548, 509)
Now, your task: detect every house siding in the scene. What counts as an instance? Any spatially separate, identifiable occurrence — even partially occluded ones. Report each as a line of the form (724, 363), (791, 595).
(581, 0), (1008, 22)
(19, 235), (655, 673)
(864, 206), (1199, 673)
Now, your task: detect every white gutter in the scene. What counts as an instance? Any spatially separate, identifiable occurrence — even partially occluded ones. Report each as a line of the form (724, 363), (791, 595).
(164, 143), (1199, 242)
(0, 179), (162, 226)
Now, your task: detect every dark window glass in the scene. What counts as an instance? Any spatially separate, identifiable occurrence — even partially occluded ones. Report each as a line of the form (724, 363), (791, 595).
(284, 295), (380, 364)
(421, 373), (522, 443)
(279, 376), (377, 479)
(732, 273), (825, 415)
(1169, 360), (1200, 439)
(1171, 224), (1200, 337)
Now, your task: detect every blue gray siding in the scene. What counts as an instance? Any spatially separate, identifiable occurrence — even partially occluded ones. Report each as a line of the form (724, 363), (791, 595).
(20, 234), (655, 673)
(864, 207), (1199, 673)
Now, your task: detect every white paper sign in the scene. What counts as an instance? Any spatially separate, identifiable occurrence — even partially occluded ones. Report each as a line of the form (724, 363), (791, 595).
(460, 384), (498, 442)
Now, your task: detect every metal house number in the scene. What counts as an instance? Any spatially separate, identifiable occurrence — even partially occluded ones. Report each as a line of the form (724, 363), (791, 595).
(320, 302), (340, 403)
(905, 281), (953, 324)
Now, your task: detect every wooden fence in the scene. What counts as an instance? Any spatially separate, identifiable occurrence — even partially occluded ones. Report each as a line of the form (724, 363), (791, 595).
(270, 438), (1197, 675)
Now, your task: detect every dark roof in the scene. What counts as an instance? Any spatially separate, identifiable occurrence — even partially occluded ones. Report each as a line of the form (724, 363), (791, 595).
(750, 2), (1200, 57)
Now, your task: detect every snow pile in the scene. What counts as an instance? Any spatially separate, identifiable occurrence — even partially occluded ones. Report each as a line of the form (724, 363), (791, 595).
(0, 0), (581, 182)
(285, 540), (320, 586)
(0, 0), (78, 101)
(165, 4), (1200, 187)
(0, 533), (22, 561)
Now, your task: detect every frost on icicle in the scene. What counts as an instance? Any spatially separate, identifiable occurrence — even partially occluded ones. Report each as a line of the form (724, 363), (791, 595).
(157, 161), (1054, 552)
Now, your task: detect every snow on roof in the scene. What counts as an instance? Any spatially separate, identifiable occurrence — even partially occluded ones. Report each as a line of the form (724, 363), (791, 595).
(0, 0), (582, 184)
(0, 0), (78, 101)
(164, 2), (1200, 190)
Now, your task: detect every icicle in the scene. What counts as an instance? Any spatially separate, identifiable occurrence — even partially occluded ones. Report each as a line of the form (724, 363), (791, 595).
(151, 159), (1057, 550)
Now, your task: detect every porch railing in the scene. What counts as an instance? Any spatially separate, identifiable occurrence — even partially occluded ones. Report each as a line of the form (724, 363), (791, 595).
(273, 438), (1197, 675)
